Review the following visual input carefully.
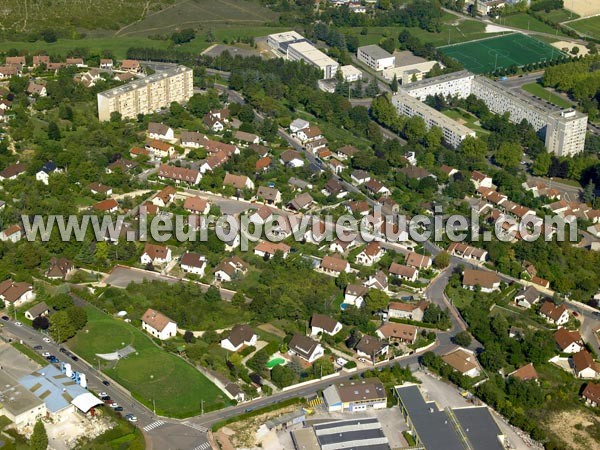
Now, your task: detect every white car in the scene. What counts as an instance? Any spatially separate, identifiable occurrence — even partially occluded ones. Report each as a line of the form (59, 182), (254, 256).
(109, 403), (120, 409)
(14, 322), (22, 327)
(42, 352), (51, 357)
(42, 337), (51, 343)
(99, 392), (108, 398)
(126, 415), (138, 422)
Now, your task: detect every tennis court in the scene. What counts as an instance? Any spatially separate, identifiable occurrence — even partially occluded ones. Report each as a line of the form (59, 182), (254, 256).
(439, 33), (563, 73)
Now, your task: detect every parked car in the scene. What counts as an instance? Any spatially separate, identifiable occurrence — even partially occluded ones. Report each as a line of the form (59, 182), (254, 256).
(102, 380), (110, 386)
(14, 322), (22, 327)
(49, 357), (59, 364)
(45, 355), (55, 360)
(125, 414), (137, 422)
(42, 337), (51, 343)
(70, 355), (79, 361)
(42, 352), (51, 357)
(33, 345), (43, 350)
(99, 392), (108, 398)
(114, 406), (123, 412)
(59, 347), (67, 353)
(109, 403), (120, 409)
(1, 316), (9, 321)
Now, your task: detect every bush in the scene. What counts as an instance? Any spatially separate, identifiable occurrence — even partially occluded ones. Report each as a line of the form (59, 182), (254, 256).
(240, 345), (256, 357)
(344, 361), (357, 369)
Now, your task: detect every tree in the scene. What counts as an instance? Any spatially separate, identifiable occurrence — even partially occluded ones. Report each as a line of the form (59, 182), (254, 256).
(365, 289), (389, 313)
(49, 310), (76, 343)
(453, 331), (472, 347)
(271, 364), (297, 388)
(434, 251), (450, 269)
(30, 420), (48, 450)
(66, 306), (87, 330)
(390, 74), (399, 93)
(494, 141), (522, 169)
(183, 330), (195, 343)
(582, 180), (595, 204)
(205, 285), (221, 303)
(47, 122), (61, 141)
(532, 151), (551, 176)
(40, 29), (57, 43)
(49, 293), (73, 311)
(32, 316), (50, 330)
(365, 77), (380, 97)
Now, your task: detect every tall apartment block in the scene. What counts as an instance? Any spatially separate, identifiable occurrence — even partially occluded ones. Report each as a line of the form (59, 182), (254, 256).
(399, 71), (587, 156)
(97, 65), (193, 121)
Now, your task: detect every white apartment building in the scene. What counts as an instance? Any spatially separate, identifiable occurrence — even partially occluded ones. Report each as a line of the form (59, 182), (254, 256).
(357, 45), (396, 71)
(340, 65), (363, 82)
(267, 30), (305, 55)
(97, 65), (193, 121)
(287, 41), (339, 79)
(402, 70), (475, 101)
(382, 60), (440, 84)
(392, 90), (475, 148)
(471, 76), (587, 156)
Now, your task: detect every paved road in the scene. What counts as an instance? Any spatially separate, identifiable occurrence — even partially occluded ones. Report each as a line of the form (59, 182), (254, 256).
(0, 319), (212, 450)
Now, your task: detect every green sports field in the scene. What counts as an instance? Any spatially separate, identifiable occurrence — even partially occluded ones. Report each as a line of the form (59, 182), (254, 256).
(439, 33), (563, 73)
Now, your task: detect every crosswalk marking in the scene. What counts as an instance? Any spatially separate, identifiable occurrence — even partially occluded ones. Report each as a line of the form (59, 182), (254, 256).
(308, 397), (323, 407)
(143, 420), (165, 432)
(192, 442), (211, 450)
(184, 421), (209, 433)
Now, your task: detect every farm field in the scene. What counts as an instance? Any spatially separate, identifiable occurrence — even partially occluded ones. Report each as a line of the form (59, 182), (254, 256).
(440, 33), (563, 73)
(521, 82), (573, 108)
(493, 13), (569, 36)
(565, 16), (600, 38)
(68, 306), (231, 417)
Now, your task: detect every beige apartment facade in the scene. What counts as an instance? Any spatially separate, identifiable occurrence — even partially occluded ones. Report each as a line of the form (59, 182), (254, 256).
(97, 65), (193, 121)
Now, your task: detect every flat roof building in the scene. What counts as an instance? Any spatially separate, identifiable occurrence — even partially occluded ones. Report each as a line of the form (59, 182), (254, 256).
(322, 378), (387, 412)
(313, 417), (390, 450)
(0, 370), (46, 431)
(287, 41), (339, 79)
(392, 90), (475, 148)
(453, 406), (505, 450)
(357, 45), (396, 71)
(97, 65), (193, 121)
(267, 30), (306, 54)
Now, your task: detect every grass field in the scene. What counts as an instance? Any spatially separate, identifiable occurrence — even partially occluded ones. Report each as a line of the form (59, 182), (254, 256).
(442, 109), (488, 134)
(536, 8), (579, 24)
(493, 13), (569, 36)
(342, 14), (504, 48)
(565, 16), (600, 38)
(521, 82), (573, 108)
(440, 33), (563, 73)
(69, 307), (231, 417)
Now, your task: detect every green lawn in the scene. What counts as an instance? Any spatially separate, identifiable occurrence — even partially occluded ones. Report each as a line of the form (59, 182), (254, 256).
(442, 108), (489, 134)
(536, 8), (579, 24)
(566, 16), (600, 38)
(11, 342), (46, 366)
(521, 82), (573, 108)
(493, 13), (569, 36)
(68, 306), (232, 417)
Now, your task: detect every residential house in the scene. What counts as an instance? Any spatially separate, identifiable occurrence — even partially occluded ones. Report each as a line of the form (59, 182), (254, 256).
(508, 363), (539, 382)
(280, 150), (304, 168)
(5, 56), (25, 68)
(89, 182), (113, 196)
(447, 243), (488, 262)
(0, 224), (23, 243)
(254, 241), (291, 260)
(365, 179), (391, 197)
(148, 122), (175, 141)
(323, 179), (347, 199)
(322, 378), (386, 413)
(180, 252), (207, 276)
(152, 186), (177, 207)
(0, 163), (27, 181)
(145, 139), (174, 159)
(389, 263), (418, 283)
(388, 301), (428, 322)
(364, 271), (389, 292)
(66, 58), (86, 68)
(406, 252), (432, 270)
(442, 348), (482, 378)
(120, 59), (141, 73)
(92, 199), (119, 213)
(100, 59), (113, 69)
(234, 131), (260, 145)
(329, 159), (344, 175)
(32, 55), (50, 67)
(462, 269), (501, 293)
(376, 323), (418, 345)
(572, 350), (600, 379)
(351, 170), (371, 185)
(336, 145), (358, 160)
(45, 257), (74, 280)
(200, 139), (239, 156)
(77, 69), (102, 88)
(257, 186), (282, 205)
(183, 196), (210, 215)
(296, 125), (323, 144)
(130, 147), (150, 158)
(531, 276), (550, 289)
(288, 177), (312, 191)
(114, 72), (135, 82)
(0, 66), (19, 78)
(141, 308), (177, 340)
(471, 171), (493, 189)
(26, 81), (46, 97)
(214, 256), (248, 282)
(224, 173), (254, 191)
(441, 165), (458, 177)
(344, 284), (368, 309)
(255, 156), (272, 173)
(250, 205), (274, 225)
(539, 301), (570, 326)
(288, 192), (314, 211)
(140, 243), (172, 265)
(200, 151), (229, 173)
(330, 238), (355, 254)
(398, 167), (434, 181)
(106, 159), (138, 174)
(203, 114), (225, 132)
(514, 286), (541, 309)
(288, 334), (324, 363)
(582, 383), (600, 407)
(180, 131), (206, 148)
(0, 280), (34, 307)
(347, 200), (370, 216)
(157, 164), (201, 185)
(355, 242), (384, 266)
(289, 118), (310, 134)
(355, 335), (389, 361)
(24, 302), (50, 321)
(320, 255), (350, 277)
(310, 314), (343, 337)
(220, 325), (258, 352)
(554, 328), (583, 354)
